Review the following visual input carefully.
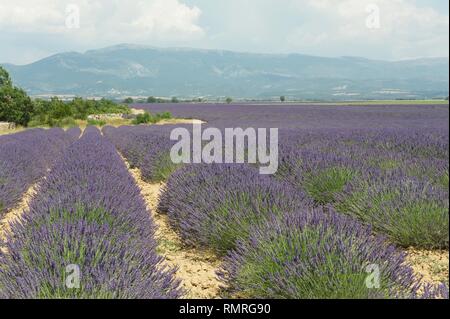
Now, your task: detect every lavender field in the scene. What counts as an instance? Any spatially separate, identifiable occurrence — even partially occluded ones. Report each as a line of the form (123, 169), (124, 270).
(0, 103), (448, 299)
(135, 103), (449, 129)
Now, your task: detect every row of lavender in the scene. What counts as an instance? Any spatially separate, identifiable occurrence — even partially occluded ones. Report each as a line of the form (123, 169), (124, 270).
(0, 127), (180, 298)
(104, 125), (448, 298)
(0, 128), (81, 217)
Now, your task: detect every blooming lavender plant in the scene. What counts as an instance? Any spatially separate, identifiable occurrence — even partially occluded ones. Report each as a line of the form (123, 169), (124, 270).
(159, 163), (310, 254)
(219, 208), (436, 299)
(66, 127), (82, 140)
(336, 173), (449, 249)
(0, 128), (75, 216)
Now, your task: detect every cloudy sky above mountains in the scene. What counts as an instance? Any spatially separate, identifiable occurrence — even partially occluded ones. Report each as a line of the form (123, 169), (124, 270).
(0, 0), (448, 64)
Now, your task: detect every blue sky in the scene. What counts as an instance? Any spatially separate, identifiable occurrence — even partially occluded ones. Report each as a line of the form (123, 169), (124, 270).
(0, 0), (448, 64)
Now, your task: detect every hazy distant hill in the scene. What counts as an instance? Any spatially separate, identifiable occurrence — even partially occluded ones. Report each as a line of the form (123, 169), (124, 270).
(2, 44), (449, 100)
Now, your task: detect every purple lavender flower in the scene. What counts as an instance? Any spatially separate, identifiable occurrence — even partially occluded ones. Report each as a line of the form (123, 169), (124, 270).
(219, 208), (432, 299)
(0, 128), (75, 216)
(159, 163), (310, 254)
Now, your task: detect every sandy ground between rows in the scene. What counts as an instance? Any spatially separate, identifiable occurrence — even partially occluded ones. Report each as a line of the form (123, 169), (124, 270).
(125, 163), (223, 299)
(406, 248), (449, 284)
(0, 184), (36, 252)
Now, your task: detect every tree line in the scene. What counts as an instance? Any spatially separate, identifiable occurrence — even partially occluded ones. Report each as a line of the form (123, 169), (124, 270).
(0, 67), (129, 127)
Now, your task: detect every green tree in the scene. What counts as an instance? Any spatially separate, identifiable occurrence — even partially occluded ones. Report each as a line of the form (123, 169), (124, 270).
(0, 67), (34, 126)
(147, 96), (157, 103)
(0, 67), (12, 87)
(48, 97), (73, 119)
(71, 97), (89, 119)
(171, 97), (179, 103)
(123, 97), (134, 104)
(0, 85), (34, 126)
(226, 97), (233, 104)
(280, 96), (286, 102)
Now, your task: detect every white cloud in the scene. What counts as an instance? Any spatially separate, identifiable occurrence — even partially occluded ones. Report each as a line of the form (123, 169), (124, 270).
(287, 0), (449, 59)
(0, 0), (448, 64)
(0, 0), (204, 42)
(131, 0), (204, 40)
(0, 0), (65, 32)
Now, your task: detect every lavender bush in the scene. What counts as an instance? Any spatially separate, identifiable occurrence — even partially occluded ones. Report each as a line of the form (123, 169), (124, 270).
(336, 174), (449, 249)
(159, 163), (310, 254)
(66, 127), (82, 140)
(0, 127), (181, 299)
(219, 208), (446, 299)
(277, 143), (361, 205)
(0, 128), (75, 216)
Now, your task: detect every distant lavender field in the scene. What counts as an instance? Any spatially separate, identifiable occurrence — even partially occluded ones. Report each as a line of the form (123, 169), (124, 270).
(134, 103), (449, 130)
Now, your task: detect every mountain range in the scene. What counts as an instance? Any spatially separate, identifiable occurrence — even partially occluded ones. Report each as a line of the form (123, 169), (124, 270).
(2, 44), (449, 100)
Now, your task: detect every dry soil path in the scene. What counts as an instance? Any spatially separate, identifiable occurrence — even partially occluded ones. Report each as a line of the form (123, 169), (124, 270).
(124, 160), (223, 299)
(0, 184), (36, 252)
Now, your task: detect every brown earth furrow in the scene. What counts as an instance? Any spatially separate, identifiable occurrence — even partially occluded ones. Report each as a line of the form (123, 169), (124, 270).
(406, 248), (449, 285)
(0, 184), (36, 252)
(123, 159), (223, 299)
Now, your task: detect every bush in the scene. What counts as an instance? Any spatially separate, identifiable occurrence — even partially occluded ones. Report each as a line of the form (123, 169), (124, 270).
(142, 151), (180, 183)
(276, 139), (362, 206)
(133, 112), (152, 124)
(132, 112), (172, 125)
(66, 127), (82, 140)
(158, 164), (309, 254)
(219, 208), (435, 299)
(158, 111), (172, 120)
(123, 97), (134, 104)
(337, 176), (449, 249)
(303, 166), (356, 205)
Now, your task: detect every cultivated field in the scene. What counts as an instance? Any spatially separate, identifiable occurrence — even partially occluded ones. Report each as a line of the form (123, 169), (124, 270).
(0, 103), (448, 299)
